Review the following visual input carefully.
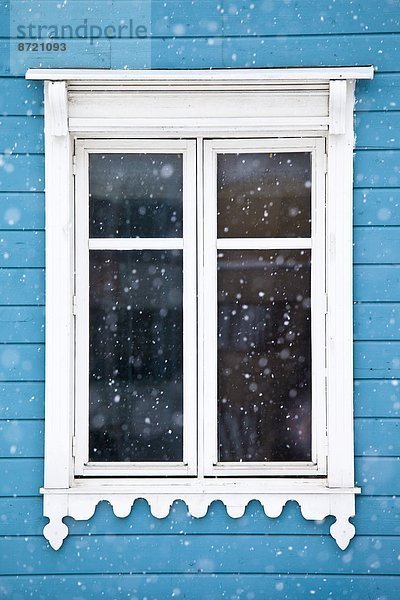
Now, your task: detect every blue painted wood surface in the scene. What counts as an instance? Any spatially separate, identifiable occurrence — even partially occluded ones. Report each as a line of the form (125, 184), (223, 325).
(354, 380), (400, 417)
(1, 534), (400, 575)
(354, 189), (400, 226)
(0, 193), (44, 230)
(0, 269), (44, 304)
(354, 303), (400, 340)
(0, 306), (44, 342)
(0, 382), (44, 418)
(354, 265), (400, 301)
(0, 0), (399, 596)
(0, 574), (398, 600)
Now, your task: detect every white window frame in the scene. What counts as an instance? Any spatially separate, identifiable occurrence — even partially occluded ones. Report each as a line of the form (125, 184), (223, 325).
(202, 137), (326, 477)
(74, 138), (197, 477)
(25, 67), (374, 551)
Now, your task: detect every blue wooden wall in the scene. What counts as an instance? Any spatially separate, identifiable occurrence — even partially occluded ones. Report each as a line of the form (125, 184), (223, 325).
(0, 1), (399, 597)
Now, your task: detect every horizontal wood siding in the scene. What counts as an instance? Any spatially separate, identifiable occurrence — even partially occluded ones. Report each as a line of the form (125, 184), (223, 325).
(0, 0), (399, 597)
(0, 574), (398, 600)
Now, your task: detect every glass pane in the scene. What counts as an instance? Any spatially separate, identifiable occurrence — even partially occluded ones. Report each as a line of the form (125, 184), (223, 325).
(88, 250), (183, 462)
(217, 152), (311, 238)
(217, 250), (311, 462)
(89, 153), (183, 238)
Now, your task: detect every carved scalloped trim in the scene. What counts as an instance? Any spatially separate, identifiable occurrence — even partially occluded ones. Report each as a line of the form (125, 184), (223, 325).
(43, 492), (356, 551)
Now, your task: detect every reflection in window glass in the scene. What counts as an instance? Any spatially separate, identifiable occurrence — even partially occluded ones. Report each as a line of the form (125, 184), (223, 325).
(89, 154), (183, 238)
(217, 152), (311, 238)
(88, 250), (183, 462)
(217, 250), (311, 462)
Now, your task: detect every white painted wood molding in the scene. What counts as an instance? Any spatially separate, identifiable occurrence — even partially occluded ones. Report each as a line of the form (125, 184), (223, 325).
(46, 81), (68, 137)
(43, 491), (356, 550)
(329, 80), (348, 135)
(35, 66), (373, 552)
(26, 66), (374, 83)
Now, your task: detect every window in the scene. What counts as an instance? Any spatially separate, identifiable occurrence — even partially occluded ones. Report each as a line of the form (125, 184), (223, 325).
(26, 67), (374, 550)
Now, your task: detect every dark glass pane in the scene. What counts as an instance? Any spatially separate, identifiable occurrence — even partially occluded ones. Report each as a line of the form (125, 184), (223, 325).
(217, 250), (311, 462)
(89, 250), (183, 462)
(89, 153), (183, 238)
(217, 152), (311, 238)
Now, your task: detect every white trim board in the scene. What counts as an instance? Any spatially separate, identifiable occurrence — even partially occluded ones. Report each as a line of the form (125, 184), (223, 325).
(26, 66), (374, 83)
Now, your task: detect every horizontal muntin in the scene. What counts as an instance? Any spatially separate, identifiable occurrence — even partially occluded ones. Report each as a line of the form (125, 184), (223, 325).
(89, 238), (183, 250)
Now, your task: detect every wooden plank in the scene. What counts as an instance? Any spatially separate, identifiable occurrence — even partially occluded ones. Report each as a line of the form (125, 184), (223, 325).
(354, 341), (400, 379)
(354, 380), (400, 418)
(354, 150), (400, 188)
(69, 89), (328, 120)
(0, 344), (44, 381)
(355, 457), (400, 495)
(0, 458), (398, 497)
(0, 116), (43, 153)
(7, 1), (151, 35)
(354, 265), (400, 302)
(0, 269), (44, 305)
(354, 227), (400, 263)
(0, 74), (394, 120)
(0, 151), (397, 195)
(354, 303), (400, 340)
(0, 534), (399, 574)
(356, 73), (400, 112)
(354, 189), (400, 226)
(219, 35), (399, 73)
(0, 193), (44, 230)
(0, 306), (44, 343)
(1, 495), (399, 537)
(0, 420), (43, 458)
(0, 231), (44, 268)
(1, 416), (396, 459)
(0, 382), (44, 419)
(2, 0), (399, 39)
(2, 33), (397, 75)
(355, 112), (400, 149)
(0, 155), (43, 192)
(222, 1), (400, 36)
(0, 78), (43, 116)
(0, 574), (399, 600)
(355, 418), (400, 456)
(7, 1), (213, 38)
(111, 37), (219, 70)
(0, 458), (42, 496)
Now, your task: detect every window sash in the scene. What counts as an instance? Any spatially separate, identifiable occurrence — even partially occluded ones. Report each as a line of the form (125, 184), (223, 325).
(74, 139), (197, 476)
(202, 138), (327, 476)
(73, 136), (327, 478)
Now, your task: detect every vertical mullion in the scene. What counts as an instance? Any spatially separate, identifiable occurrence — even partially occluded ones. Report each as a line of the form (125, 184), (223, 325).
(74, 144), (90, 475)
(183, 140), (198, 474)
(196, 137), (205, 479)
(202, 141), (218, 475)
